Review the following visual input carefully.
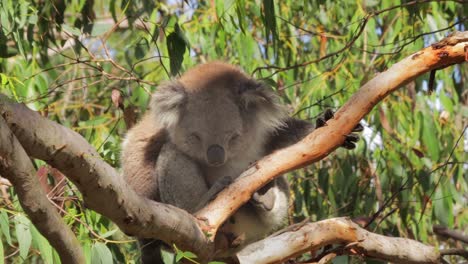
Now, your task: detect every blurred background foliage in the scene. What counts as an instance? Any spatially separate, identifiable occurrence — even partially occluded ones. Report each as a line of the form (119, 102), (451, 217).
(0, 0), (467, 263)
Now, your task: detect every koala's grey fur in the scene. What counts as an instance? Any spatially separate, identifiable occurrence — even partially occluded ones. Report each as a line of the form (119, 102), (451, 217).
(121, 62), (315, 263)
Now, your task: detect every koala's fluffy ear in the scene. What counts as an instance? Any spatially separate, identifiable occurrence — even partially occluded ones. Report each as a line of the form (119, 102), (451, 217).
(150, 81), (187, 128)
(238, 80), (288, 131)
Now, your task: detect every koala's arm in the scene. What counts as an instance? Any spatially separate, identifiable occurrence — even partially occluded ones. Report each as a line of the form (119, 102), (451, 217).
(267, 118), (314, 152)
(250, 118), (313, 224)
(157, 143), (231, 212)
(121, 114), (167, 201)
(251, 176), (290, 227)
(268, 112), (363, 152)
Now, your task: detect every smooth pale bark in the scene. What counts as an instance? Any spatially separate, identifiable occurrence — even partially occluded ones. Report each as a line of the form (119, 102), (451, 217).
(237, 218), (440, 264)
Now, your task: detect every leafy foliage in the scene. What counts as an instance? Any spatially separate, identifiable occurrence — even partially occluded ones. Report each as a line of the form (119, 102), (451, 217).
(0, 0), (466, 263)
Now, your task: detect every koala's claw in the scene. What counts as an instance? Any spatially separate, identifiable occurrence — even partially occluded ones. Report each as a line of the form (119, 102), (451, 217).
(346, 133), (360, 142)
(353, 123), (364, 132)
(316, 109), (363, 149)
(342, 139), (357, 149)
(315, 108), (335, 128)
(343, 131), (362, 150)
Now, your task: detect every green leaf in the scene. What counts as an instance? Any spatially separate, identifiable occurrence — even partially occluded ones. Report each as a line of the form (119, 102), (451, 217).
(34, 74), (48, 95)
(175, 250), (197, 262)
(0, 235), (4, 264)
(167, 23), (188, 76)
(17, 1), (29, 28)
(161, 248), (175, 264)
(235, 0), (246, 33)
(82, 241), (92, 264)
(0, 8), (11, 34)
(91, 242), (113, 264)
(13, 31), (25, 57)
(91, 23), (113, 37)
(421, 115), (440, 161)
(28, 13), (38, 24)
(262, 0), (278, 50)
(439, 92), (453, 113)
(62, 24), (82, 36)
(110, 0), (117, 22)
(100, 228), (118, 238)
(433, 187), (453, 227)
(31, 225), (53, 264)
(78, 116), (109, 127)
(0, 211), (11, 246)
(14, 214), (32, 260)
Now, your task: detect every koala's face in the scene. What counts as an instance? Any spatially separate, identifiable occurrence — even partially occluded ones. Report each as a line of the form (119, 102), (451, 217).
(150, 62), (288, 167)
(171, 90), (246, 166)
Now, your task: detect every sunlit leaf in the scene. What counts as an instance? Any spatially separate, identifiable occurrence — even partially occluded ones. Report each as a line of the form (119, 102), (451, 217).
(0, 211), (11, 246)
(31, 225), (53, 264)
(91, 242), (113, 264)
(14, 215), (32, 260)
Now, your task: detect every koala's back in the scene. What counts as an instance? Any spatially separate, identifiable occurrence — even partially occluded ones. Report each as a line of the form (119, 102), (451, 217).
(121, 113), (167, 201)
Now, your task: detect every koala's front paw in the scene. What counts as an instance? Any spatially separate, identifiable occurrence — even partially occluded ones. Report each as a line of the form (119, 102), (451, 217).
(213, 176), (233, 190)
(194, 176), (233, 212)
(250, 181), (276, 211)
(316, 109), (363, 149)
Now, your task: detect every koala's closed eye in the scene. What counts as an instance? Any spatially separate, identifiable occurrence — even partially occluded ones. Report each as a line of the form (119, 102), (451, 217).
(229, 133), (240, 145)
(188, 133), (202, 146)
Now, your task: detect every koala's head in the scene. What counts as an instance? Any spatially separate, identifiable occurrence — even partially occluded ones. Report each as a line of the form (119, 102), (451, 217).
(150, 62), (287, 167)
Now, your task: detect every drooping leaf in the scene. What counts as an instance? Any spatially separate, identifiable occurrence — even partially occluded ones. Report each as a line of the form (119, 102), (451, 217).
(0, 211), (11, 246)
(91, 242), (113, 264)
(14, 215), (32, 260)
(167, 23), (188, 76)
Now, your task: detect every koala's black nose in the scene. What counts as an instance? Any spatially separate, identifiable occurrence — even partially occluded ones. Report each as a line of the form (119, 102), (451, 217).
(206, 144), (225, 166)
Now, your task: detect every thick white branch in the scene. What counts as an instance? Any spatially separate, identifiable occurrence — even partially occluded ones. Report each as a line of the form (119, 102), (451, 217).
(237, 218), (440, 264)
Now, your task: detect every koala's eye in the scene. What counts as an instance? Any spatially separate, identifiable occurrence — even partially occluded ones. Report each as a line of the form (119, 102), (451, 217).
(229, 133), (240, 145)
(189, 133), (201, 142)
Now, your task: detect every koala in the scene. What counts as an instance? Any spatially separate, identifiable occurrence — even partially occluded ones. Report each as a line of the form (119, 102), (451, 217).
(121, 62), (361, 263)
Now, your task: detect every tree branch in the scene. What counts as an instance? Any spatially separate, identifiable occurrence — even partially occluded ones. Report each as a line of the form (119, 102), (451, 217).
(237, 217), (440, 264)
(0, 95), (214, 259)
(433, 225), (468, 243)
(0, 115), (85, 263)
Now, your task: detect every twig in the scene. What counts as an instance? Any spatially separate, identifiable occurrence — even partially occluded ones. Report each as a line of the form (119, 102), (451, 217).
(433, 225), (468, 244)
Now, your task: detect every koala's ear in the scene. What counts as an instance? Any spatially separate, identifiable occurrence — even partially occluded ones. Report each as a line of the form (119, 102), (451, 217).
(150, 81), (187, 128)
(238, 80), (288, 131)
